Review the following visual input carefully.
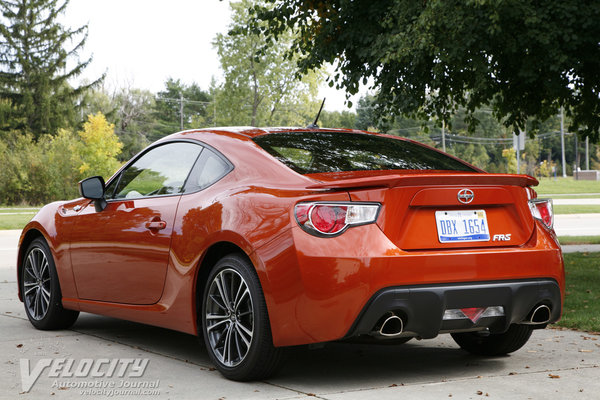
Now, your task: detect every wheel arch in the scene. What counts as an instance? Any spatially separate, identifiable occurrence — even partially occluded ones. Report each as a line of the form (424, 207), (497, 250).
(193, 241), (266, 335)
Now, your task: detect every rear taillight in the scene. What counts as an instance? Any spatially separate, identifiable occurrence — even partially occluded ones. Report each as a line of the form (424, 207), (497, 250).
(294, 202), (380, 236)
(529, 198), (554, 230)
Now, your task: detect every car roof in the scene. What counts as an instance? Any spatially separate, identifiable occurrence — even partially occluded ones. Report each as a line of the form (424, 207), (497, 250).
(160, 127), (476, 171)
(166, 126), (373, 140)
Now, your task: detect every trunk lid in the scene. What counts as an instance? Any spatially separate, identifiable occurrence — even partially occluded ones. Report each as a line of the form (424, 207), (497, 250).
(307, 171), (537, 250)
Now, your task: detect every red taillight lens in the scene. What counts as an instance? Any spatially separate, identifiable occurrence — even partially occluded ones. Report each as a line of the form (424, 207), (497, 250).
(294, 202), (380, 236)
(529, 198), (554, 230)
(311, 205), (347, 234)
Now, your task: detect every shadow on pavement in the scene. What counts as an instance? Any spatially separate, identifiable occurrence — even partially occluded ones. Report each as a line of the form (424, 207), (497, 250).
(70, 313), (508, 389)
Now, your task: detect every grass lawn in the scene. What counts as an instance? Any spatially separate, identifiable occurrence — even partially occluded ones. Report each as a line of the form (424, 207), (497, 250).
(536, 177), (600, 195)
(557, 252), (600, 333)
(554, 205), (600, 214)
(0, 213), (36, 230)
(0, 207), (39, 230)
(559, 236), (600, 245)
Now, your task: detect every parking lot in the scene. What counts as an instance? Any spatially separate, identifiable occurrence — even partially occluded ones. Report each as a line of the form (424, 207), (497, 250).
(1, 230), (599, 399)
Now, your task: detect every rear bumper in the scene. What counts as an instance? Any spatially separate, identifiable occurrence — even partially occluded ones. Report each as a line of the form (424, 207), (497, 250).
(346, 278), (562, 339)
(256, 222), (564, 347)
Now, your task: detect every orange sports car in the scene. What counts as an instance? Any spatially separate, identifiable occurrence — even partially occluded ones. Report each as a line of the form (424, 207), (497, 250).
(17, 127), (564, 380)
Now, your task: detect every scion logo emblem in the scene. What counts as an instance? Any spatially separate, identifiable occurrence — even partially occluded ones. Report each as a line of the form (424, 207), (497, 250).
(457, 189), (474, 204)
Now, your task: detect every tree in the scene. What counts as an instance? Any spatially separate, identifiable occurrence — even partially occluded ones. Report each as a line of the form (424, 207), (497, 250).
(0, 0), (101, 137)
(355, 95), (378, 131)
(255, 1), (600, 141)
(0, 98), (22, 132)
(79, 86), (116, 124)
(41, 128), (83, 200)
(319, 110), (356, 129)
(0, 129), (81, 204)
(213, 0), (323, 127)
(153, 78), (212, 138)
(77, 112), (122, 180)
(113, 86), (155, 158)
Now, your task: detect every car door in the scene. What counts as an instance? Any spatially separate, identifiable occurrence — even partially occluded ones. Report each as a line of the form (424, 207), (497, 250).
(69, 141), (203, 305)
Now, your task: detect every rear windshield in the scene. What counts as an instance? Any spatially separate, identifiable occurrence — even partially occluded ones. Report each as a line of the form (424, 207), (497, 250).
(253, 131), (476, 174)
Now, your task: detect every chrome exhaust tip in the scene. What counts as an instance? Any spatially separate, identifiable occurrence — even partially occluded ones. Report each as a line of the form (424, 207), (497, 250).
(378, 314), (404, 337)
(524, 304), (551, 325)
(530, 304), (551, 324)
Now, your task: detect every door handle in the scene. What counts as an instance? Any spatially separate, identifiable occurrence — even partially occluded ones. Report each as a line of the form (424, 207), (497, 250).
(145, 220), (167, 230)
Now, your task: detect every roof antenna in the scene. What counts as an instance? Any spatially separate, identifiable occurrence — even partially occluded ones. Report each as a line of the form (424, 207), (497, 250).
(307, 98), (326, 129)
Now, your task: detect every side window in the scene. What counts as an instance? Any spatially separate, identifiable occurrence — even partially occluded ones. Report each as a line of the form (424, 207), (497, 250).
(113, 142), (201, 199)
(183, 147), (232, 193)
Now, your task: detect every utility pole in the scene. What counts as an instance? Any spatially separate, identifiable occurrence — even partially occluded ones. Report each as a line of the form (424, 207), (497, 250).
(513, 130), (525, 174)
(516, 132), (521, 174)
(586, 136), (590, 170)
(442, 120), (446, 153)
(574, 133), (578, 180)
(179, 92), (184, 131)
(560, 107), (567, 177)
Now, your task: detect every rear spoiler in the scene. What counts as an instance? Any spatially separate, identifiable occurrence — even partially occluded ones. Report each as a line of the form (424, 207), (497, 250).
(306, 173), (539, 190)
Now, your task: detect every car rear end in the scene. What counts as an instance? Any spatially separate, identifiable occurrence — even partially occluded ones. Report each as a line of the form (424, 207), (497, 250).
(252, 130), (564, 349)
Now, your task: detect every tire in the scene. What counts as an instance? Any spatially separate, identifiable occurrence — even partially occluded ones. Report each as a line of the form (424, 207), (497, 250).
(201, 254), (284, 381)
(21, 237), (79, 330)
(451, 324), (534, 356)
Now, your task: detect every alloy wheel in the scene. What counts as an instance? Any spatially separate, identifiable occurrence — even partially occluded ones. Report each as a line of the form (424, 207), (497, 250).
(205, 268), (254, 367)
(23, 247), (51, 320)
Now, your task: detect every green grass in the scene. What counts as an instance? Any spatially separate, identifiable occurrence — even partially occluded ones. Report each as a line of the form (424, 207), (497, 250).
(559, 236), (600, 245)
(554, 205), (600, 214)
(557, 252), (600, 333)
(0, 207), (41, 230)
(536, 177), (600, 195)
(0, 213), (35, 230)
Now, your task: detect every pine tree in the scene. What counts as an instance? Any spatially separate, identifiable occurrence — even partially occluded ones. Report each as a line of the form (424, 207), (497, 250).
(0, 0), (102, 137)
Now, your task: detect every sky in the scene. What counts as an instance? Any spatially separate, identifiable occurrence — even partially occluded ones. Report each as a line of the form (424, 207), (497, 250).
(62, 0), (364, 112)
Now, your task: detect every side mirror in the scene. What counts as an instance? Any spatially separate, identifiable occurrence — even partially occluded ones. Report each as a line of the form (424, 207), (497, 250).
(78, 176), (107, 212)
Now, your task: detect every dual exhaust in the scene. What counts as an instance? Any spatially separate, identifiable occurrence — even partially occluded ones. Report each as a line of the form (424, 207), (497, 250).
(372, 304), (550, 338)
(374, 304), (552, 337)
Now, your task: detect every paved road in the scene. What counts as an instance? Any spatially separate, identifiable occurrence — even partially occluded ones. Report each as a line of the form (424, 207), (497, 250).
(553, 198), (600, 205)
(1, 230), (599, 399)
(0, 230), (19, 269)
(554, 214), (600, 236)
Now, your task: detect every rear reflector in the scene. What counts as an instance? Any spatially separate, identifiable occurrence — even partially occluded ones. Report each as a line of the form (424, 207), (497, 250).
(529, 198), (554, 230)
(460, 307), (486, 323)
(294, 202), (380, 236)
(443, 306), (505, 323)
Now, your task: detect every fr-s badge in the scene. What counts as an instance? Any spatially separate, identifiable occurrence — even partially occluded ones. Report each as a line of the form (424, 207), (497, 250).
(493, 234), (511, 241)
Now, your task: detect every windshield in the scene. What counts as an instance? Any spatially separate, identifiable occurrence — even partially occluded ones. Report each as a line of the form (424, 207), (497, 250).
(253, 131), (476, 174)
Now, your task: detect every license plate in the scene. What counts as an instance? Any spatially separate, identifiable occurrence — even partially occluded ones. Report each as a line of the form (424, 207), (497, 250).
(435, 210), (490, 243)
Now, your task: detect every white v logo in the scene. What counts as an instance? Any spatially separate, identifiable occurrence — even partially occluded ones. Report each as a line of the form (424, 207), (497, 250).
(20, 359), (52, 392)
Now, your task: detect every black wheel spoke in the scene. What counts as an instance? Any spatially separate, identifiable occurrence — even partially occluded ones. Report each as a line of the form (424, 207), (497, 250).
(209, 294), (228, 312)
